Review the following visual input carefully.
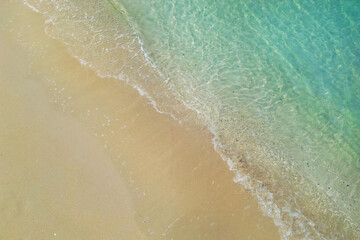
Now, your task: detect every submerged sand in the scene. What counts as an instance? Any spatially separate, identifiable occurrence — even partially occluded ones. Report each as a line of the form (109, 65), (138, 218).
(0, 1), (280, 239)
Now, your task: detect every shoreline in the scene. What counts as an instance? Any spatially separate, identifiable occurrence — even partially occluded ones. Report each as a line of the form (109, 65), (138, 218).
(3, 0), (358, 238)
(0, 1), (280, 239)
(107, 1), (360, 238)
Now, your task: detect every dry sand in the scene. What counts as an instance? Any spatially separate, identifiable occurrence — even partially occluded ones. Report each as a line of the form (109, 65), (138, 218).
(0, 1), (280, 239)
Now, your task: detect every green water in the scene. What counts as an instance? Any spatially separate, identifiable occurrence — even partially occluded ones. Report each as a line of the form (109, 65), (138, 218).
(116, 0), (360, 238)
(23, 0), (360, 238)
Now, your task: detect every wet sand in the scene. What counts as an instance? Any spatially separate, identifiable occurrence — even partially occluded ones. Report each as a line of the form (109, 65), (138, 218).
(0, 1), (280, 239)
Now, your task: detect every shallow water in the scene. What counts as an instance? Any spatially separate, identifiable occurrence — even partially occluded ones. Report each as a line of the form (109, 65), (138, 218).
(23, 0), (360, 238)
(116, 0), (360, 236)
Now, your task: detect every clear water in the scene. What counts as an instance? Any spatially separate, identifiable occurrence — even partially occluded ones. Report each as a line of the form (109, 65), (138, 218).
(23, 0), (360, 238)
(115, 0), (360, 237)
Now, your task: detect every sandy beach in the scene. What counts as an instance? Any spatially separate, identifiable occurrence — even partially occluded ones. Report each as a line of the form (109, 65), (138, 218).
(0, 1), (280, 239)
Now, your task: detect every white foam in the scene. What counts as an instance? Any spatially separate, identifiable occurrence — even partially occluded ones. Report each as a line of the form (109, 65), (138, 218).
(210, 133), (327, 240)
(23, 0), (41, 13)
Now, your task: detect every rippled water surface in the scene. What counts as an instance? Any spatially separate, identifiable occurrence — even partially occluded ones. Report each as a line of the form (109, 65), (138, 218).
(116, 0), (360, 237)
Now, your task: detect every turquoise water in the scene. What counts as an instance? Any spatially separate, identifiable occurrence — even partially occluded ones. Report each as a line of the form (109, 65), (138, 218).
(116, 0), (360, 237)
(23, 0), (360, 238)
